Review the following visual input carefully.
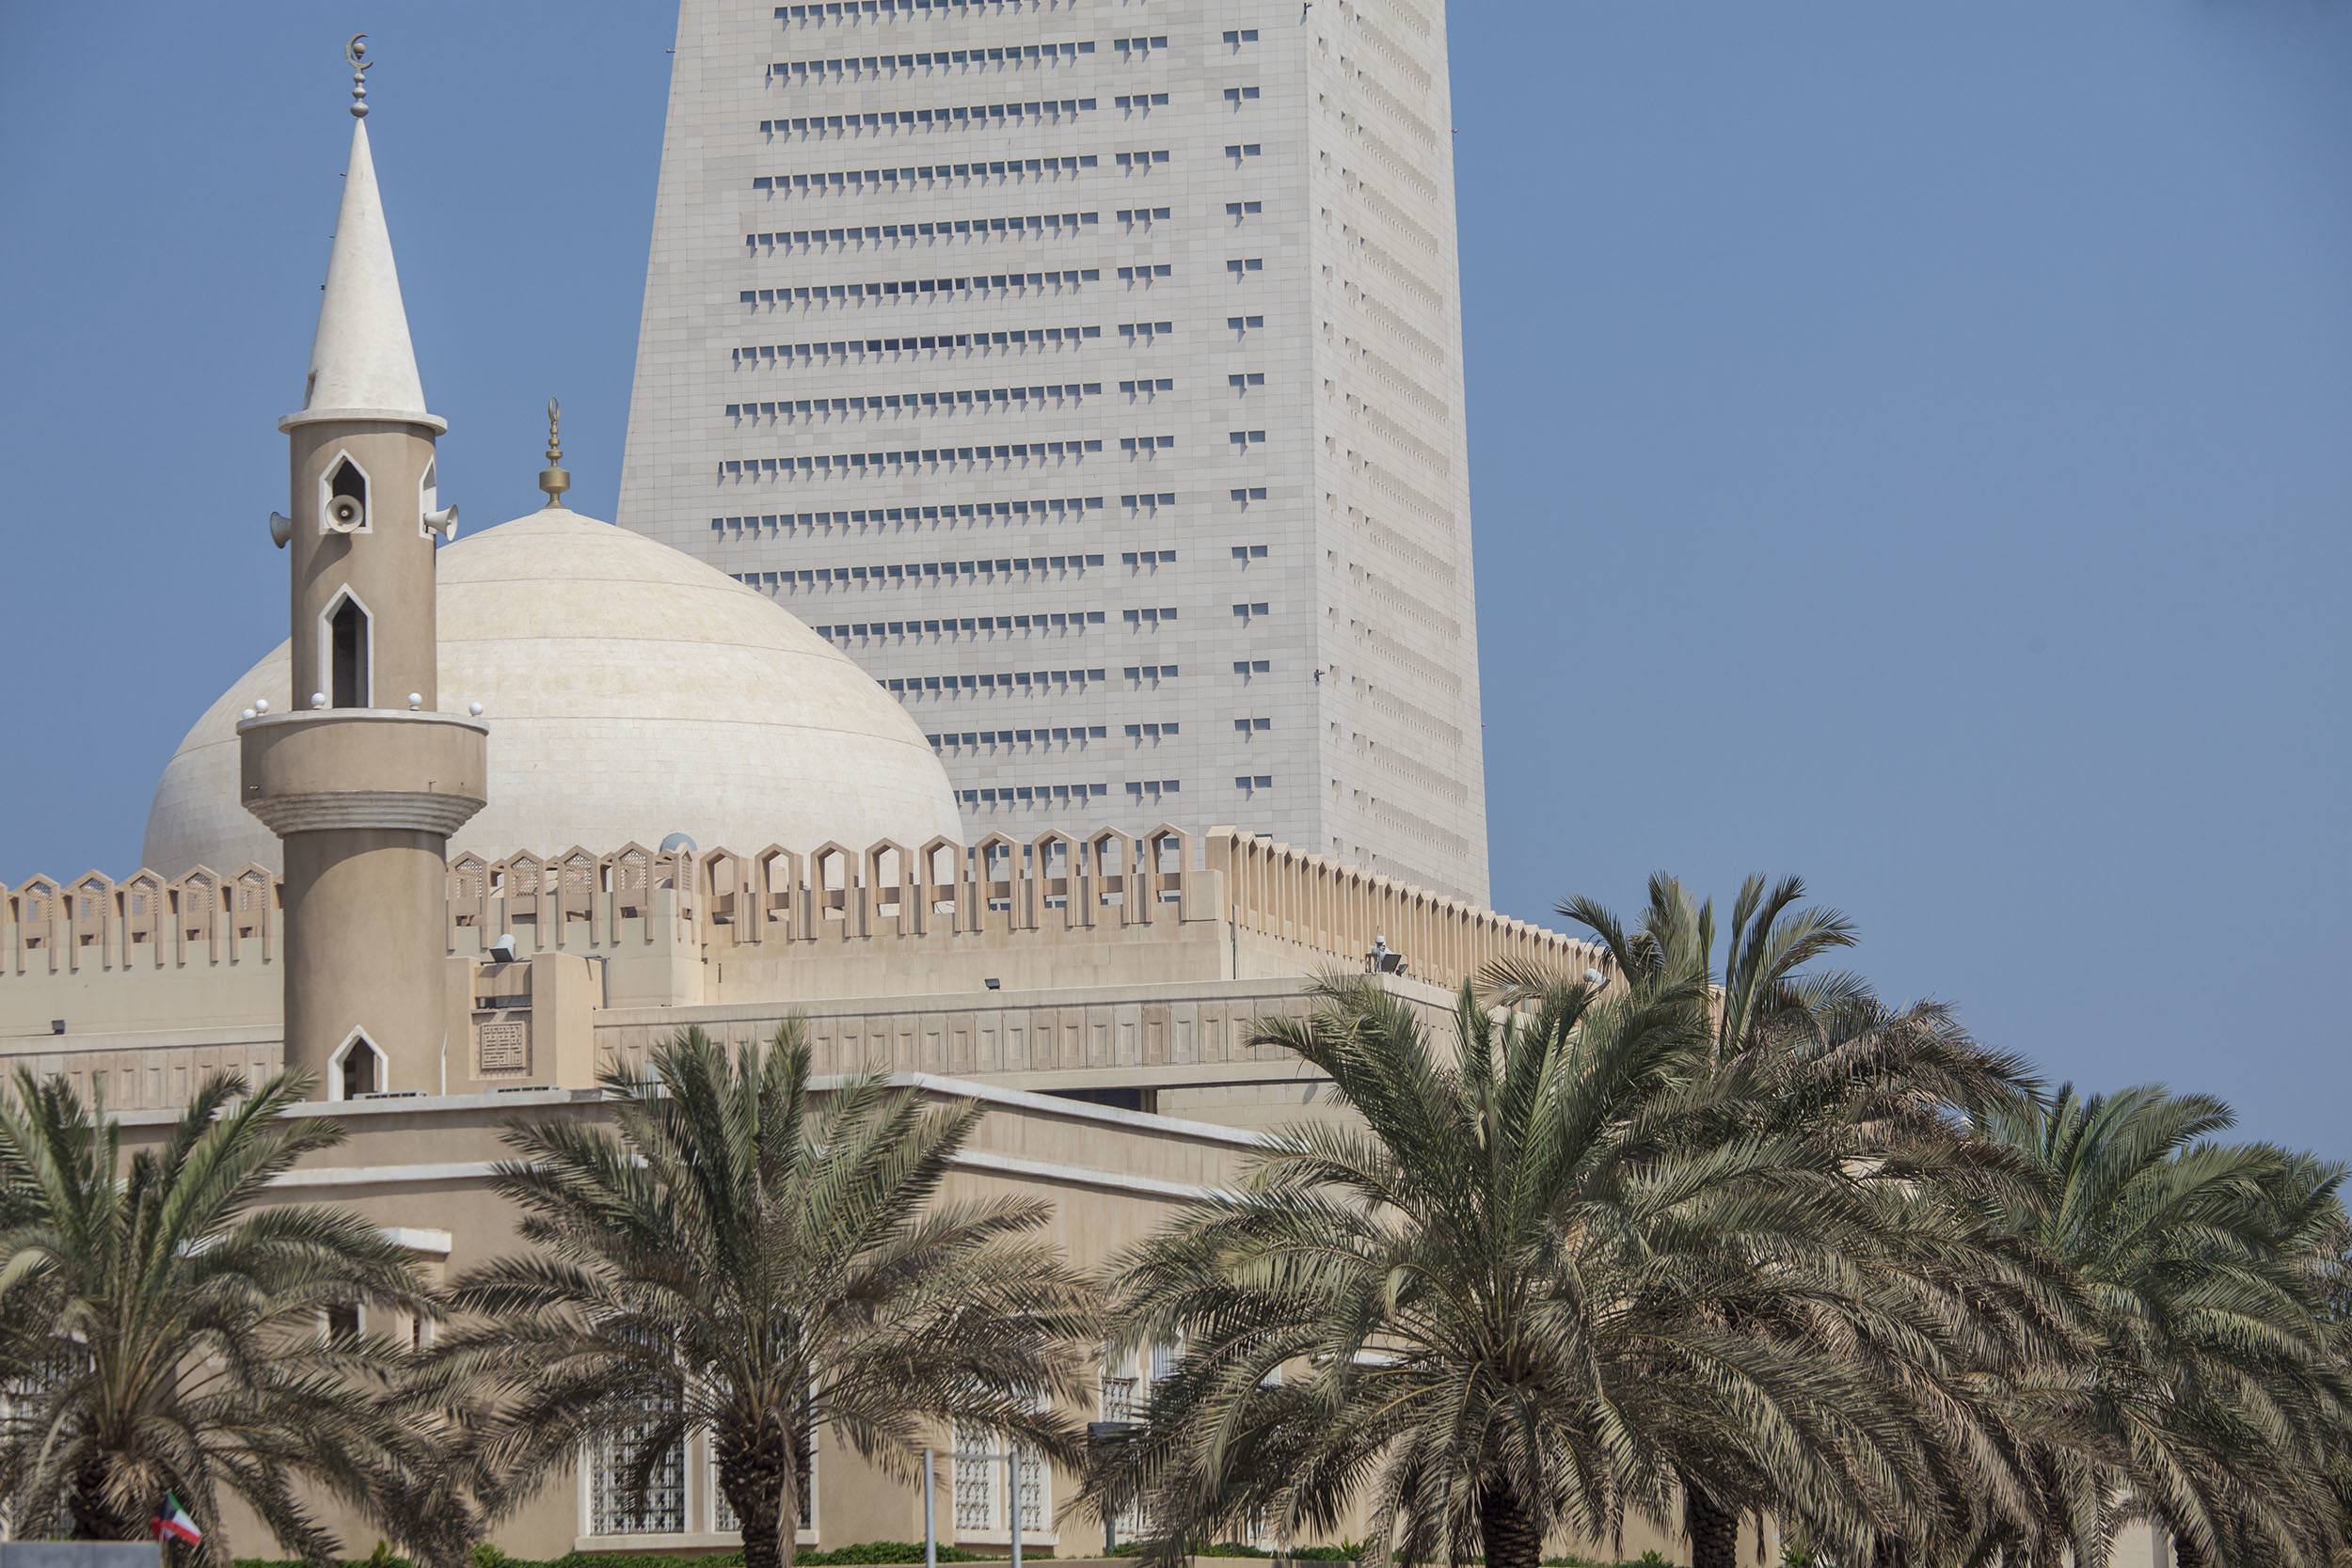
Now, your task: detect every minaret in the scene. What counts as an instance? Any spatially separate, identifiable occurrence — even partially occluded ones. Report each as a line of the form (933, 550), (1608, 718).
(240, 38), (486, 1100)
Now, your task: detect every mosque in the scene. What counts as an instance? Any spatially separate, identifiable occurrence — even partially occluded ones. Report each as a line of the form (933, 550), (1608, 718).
(0, 50), (1625, 1565)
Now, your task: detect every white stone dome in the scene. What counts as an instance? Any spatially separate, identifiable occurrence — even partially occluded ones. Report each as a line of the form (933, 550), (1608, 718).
(142, 508), (966, 874)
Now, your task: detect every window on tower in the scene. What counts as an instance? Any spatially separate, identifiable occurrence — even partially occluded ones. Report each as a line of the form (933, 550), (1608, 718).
(323, 454), (370, 532)
(328, 594), (372, 709)
(333, 1032), (385, 1100)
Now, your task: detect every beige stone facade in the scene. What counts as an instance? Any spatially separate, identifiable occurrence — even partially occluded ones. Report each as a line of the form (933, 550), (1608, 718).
(3, 826), (1596, 1111)
(12, 743), (1644, 1560)
(100, 1077), (1262, 1560)
(5, 828), (1649, 1560)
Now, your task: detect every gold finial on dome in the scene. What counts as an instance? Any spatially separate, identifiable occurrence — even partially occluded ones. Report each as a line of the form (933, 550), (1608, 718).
(345, 35), (371, 119)
(538, 398), (570, 508)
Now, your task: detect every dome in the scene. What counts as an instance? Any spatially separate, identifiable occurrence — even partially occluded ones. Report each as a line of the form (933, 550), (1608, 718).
(142, 508), (966, 874)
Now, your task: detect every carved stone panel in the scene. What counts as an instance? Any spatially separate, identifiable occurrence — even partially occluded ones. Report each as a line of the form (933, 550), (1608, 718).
(475, 1016), (530, 1076)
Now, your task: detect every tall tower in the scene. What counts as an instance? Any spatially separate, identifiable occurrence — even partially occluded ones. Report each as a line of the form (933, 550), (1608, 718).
(618, 0), (1490, 904)
(240, 40), (487, 1098)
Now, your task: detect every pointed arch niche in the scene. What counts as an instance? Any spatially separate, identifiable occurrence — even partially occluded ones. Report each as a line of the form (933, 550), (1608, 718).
(320, 450), (372, 533)
(320, 585), (373, 709)
(329, 1028), (387, 1101)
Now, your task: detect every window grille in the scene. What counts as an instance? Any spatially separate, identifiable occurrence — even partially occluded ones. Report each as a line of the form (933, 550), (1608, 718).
(1015, 1446), (1045, 1530)
(953, 1424), (995, 1529)
(953, 1423), (1048, 1532)
(589, 1398), (687, 1535)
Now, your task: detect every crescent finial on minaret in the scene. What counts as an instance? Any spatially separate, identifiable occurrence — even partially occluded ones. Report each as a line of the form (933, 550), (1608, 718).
(346, 35), (371, 119)
(294, 30), (433, 427)
(539, 398), (571, 508)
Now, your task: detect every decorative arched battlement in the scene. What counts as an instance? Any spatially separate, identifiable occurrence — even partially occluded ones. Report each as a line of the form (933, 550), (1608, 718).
(1087, 829), (1139, 925)
(68, 873), (113, 969)
(604, 844), (655, 942)
(449, 853), (490, 930)
(1029, 831), (1078, 925)
(808, 842), (855, 935)
(659, 846), (694, 914)
(119, 871), (166, 967)
(171, 868), (221, 959)
(230, 866), (277, 958)
(971, 832), (1024, 927)
(864, 840), (912, 926)
(4, 827), (1608, 996)
(555, 848), (597, 930)
(495, 852), (547, 931)
(702, 847), (747, 929)
(755, 845), (803, 940)
(1202, 829), (1613, 991)
(915, 836), (966, 933)
(8, 876), (62, 974)
(1144, 824), (1188, 911)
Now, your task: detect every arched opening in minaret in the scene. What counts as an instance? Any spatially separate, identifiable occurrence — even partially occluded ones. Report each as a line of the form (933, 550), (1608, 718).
(323, 454), (370, 532)
(326, 592), (372, 708)
(331, 1030), (386, 1101)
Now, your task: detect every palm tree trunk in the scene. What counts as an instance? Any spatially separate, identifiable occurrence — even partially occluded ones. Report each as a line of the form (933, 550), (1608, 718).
(780, 1447), (802, 1568)
(69, 1455), (135, 1540)
(1477, 1481), (1541, 1568)
(1682, 1478), (1739, 1568)
(719, 1420), (793, 1568)
(2171, 1532), (2207, 1568)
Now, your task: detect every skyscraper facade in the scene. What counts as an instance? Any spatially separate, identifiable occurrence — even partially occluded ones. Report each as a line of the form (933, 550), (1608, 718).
(621, 0), (1490, 903)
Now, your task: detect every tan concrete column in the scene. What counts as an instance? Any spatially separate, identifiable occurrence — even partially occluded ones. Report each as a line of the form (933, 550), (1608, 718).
(280, 829), (449, 1090)
(242, 709), (485, 1096)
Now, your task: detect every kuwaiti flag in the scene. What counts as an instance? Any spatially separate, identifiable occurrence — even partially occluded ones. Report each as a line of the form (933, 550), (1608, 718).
(151, 1494), (202, 1546)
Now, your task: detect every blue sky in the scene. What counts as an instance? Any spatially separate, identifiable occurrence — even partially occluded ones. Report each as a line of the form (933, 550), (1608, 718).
(2, 3), (2345, 1156)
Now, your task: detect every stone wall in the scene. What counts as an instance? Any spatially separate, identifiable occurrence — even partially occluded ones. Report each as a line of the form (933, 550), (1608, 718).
(5, 826), (1605, 1104)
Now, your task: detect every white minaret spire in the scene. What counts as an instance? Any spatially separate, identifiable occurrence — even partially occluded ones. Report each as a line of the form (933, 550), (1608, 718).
(246, 37), (485, 1101)
(295, 35), (436, 428)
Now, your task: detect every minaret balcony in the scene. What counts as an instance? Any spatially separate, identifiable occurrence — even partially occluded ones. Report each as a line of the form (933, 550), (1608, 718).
(238, 708), (486, 838)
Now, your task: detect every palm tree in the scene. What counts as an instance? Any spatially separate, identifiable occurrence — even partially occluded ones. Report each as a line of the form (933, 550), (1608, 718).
(0, 1068), (453, 1564)
(1546, 875), (2041, 1150)
(1979, 1085), (2352, 1568)
(1520, 876), (2069, 1568)
(427, 1023), (1101, 1568)
(1088, 973), (1940, 1568)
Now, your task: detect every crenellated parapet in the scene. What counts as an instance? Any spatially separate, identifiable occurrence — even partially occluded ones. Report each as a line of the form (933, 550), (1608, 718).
(1204, 830), (1593, 993)
(4, 864), (282, 978)
(7, 826), (1602, 1004)
(1, 826), (1611, 1121)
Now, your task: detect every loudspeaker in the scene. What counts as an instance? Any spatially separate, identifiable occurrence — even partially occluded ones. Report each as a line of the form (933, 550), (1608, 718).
(268, 512), (294, 548)
(325, 493), (366, 532)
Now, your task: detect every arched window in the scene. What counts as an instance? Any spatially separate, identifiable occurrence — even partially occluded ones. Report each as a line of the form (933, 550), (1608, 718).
(324, 590), (372, 709)
(419, 458), (455, 540)
(322, 452), (370, 532)
(331, 1030), (386, 1100)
